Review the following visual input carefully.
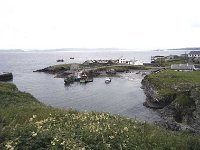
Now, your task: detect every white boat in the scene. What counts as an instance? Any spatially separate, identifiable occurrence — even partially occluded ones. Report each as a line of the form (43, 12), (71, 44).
(105, 78), (111, 83)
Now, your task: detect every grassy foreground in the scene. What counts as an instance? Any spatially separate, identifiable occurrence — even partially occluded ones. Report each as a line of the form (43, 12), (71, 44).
(0, 82), (200, 150)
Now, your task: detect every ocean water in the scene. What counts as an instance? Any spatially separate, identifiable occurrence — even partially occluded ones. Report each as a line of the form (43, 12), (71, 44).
(0, 50), (187, 122)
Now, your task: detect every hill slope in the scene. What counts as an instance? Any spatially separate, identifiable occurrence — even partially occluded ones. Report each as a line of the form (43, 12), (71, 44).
(0, 82), (200, 149)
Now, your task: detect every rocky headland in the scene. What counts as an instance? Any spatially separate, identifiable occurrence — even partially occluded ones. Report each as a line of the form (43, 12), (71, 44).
(34, 63), (146, 85)
(142, 70), (200, 134)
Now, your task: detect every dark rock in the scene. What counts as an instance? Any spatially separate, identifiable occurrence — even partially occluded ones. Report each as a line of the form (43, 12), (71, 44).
(55, 70), (75, 78)
(141, 77), (173, 108)
(0, 72), (13, 81)
(64, 75), (75, 85)
(141, 74), (200, 135)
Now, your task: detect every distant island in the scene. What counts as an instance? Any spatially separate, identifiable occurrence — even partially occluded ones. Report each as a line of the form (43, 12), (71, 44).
(168, 47), (200, 51)
(0, 49), (24, 52)
(1, 47), (200, 53)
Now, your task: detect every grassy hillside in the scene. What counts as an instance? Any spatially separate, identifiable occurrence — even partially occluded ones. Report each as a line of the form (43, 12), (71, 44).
(146, 70), (200, 96)
(0, 82), (200, 149)
(144, 70), (200, 123)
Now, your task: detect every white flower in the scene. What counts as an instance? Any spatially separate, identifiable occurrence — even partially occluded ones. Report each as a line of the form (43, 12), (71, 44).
(106, 144), (111, 148)
(51, 141), (55, 145)
(124, 127), (128, 132)
(5, 141), (13, 149)
(33, 115), (37, 119)
(32, 132), (37, 137)
(60, 141), (65, 145)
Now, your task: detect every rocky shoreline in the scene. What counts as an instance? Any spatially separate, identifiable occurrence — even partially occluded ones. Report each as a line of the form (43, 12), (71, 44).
(141, 73), (200, 135)
(0, 72), (13, 81)
(33, 64), (146, 85)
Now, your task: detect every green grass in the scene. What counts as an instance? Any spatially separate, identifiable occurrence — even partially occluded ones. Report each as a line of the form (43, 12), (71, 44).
(0, 82), (200, 149)
(95, 65), (146, 72)
(152, 57), (188, 67)
(53, 63), (71, 70)
(145, 70), (200, 122)
(53, 63), (146, 72)
(147, 70), (200, 94)
(163, 59), (187, 66)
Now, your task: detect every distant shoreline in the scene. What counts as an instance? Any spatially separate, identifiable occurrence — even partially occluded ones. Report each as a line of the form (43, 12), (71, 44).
(0, 47), (200, 53)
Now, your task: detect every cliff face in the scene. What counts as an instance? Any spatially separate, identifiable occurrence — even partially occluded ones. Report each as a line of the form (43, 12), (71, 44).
(141, 75), (200, 134)
(141, 77), (175, 109)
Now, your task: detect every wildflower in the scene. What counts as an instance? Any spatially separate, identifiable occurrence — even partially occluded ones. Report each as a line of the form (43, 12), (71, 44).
(106, 144), (111, 148)
(32, 132), (37, 137)
(51, 141), (56, 146)
(60, 141), (65, 145)
(5, 141), (14, 150)
(82, 147), (86, 150)
(29, 118), (33, 122)
(33, 115), (37, 119)
(38, 125), (42, 129)
(109, 136), (114, 139)
(124, 127), (128, 132)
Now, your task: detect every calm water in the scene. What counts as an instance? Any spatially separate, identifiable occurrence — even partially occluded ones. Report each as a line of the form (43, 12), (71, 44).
(0, 50), (187, 122)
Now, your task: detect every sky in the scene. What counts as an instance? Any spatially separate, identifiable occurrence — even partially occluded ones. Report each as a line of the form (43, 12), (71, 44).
(0, 0), (200, 50)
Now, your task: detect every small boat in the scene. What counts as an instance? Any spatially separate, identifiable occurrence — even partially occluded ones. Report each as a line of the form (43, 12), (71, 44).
(105, 78), (111, 83)
(70, 57), (74, 59)
(74, 75), (81, 81)
(86, 78), (93, 82)
(57, 59), (64, 62)
(80, 79), (86, 83)
(136, 71), (140, 74)
(80, 78), (93, 83)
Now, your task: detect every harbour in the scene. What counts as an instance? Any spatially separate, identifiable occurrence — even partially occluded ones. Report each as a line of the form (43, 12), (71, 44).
(0, 50), (186, 121)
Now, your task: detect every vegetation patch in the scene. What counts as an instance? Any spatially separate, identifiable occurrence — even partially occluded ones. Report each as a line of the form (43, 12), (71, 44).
(95, 65), (146, 72)
(145, 70), (200, 123)
(0, 82), (200, 149)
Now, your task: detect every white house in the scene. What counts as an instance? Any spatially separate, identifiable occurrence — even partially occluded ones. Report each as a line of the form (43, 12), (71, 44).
(188, 51), (200, 58)
(118, 58), (127, 64)
(118, 58), (143, 65)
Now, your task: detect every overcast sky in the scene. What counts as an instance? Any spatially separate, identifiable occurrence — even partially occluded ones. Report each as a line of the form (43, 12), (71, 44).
(0, 0), (200, 50)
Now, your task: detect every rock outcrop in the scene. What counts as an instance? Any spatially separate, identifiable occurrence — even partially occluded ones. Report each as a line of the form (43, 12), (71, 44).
(142, 75), (200, 134)
(0, 72), (13, 81)
(141, 77), (174, 109)
(34, 66), (68, 74)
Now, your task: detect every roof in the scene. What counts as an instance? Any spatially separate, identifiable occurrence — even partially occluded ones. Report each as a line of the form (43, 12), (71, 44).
(171, 64), (194, 70)
(153, 56), (165, 58)
(188, 51), (200, 55)
(194, 65), (200, 69)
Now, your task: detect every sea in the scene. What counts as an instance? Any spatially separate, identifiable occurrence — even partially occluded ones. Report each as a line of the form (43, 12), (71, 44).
(0, 50), (188, 122)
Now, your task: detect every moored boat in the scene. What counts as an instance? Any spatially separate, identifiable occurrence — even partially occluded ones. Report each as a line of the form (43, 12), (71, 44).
(56, 59), (64, 62)
(105, 78), (111, 83)
(80, 78), (93, 83)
